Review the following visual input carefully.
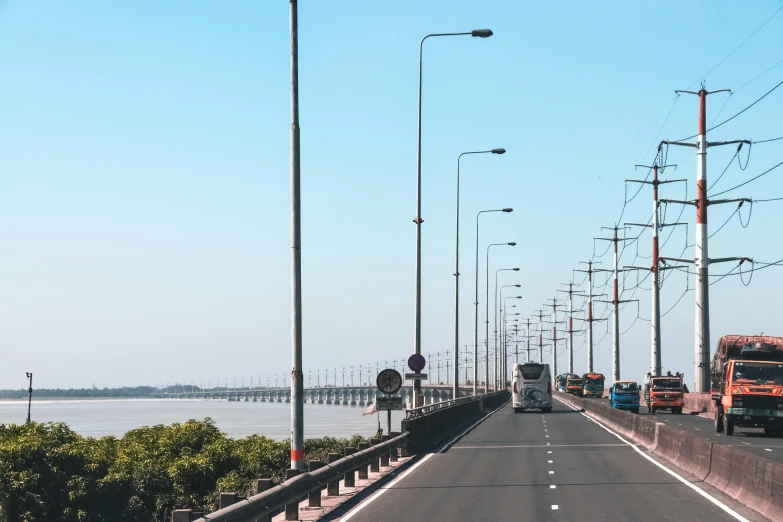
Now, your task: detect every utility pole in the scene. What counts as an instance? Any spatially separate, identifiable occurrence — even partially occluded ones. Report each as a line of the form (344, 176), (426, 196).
(661, 87), (752, 392)
(595, 226), (638, 382)
(626, 163), (685, 376)
(574, 261), (604, 372)
(534, 309), (546, 364)
(523, 318), (537, 363)
(544, 298), (566, 380)
(288, 0), (305, 472)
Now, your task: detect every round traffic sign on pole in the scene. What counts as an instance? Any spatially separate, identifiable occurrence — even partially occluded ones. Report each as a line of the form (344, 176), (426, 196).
(376, 369), (403, 395)
(408, 354), (426, 373)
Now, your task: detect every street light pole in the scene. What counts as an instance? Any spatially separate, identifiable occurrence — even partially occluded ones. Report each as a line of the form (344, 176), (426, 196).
(486, 248), (517, 392)
(474, 209), (512, 396)
(454, 150), (505, 400)
(289, 0), (305, 472)
(414, 28), (493, 408)
(495, 268), (519, 389)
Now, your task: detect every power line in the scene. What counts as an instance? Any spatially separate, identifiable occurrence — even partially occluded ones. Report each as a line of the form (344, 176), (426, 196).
(687, 4), (783, 89)
(754, 136), (783, 144)
(710, 158), (783, 197)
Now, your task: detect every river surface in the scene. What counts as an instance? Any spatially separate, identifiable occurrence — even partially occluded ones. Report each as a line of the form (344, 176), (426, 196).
(0, 399), (406, 440)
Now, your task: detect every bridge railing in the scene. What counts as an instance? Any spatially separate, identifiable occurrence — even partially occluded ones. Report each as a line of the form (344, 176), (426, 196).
(405, 390), (507, 419)
(187, 432), (409, 522)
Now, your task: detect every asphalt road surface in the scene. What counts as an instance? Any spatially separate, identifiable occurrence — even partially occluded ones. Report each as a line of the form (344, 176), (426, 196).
(329, 399), (763, 522)
(638, 404), (783, 462)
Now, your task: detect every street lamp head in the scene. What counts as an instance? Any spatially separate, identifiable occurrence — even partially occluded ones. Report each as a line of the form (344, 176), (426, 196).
(515, 296), (522, 299)
(514, 284), (521, 287)
(512, 267), (520, 271)
(491, 148), (506, 155)
(471, 29), (493, 38)
(502, 208), (513, 212)
(508, 242), (517, 246)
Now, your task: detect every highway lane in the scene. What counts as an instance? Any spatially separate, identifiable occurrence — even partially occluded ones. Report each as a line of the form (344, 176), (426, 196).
(636, 404), (783, 462)
(331, 400), (763, 522)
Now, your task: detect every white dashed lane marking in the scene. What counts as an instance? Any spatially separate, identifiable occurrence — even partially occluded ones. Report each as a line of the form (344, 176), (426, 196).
(549, 471), (554, 474)
(550, 485), (556, 489)
(552, 505), (559, 510)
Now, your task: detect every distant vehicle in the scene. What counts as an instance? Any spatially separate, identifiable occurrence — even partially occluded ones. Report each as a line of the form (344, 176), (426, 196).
(582, 373), (605, 398)
(643, 372), (684, 414)
(513, 363), (552, 413)
(711, 335), (783, 437)
(610, 380), (640, 414)
(556, 373), (578, 393)
(565, 377), (584, 397)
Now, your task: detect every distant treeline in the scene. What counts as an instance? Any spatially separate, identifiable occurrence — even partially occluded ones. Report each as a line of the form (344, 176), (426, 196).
(0, 386), (159, 399)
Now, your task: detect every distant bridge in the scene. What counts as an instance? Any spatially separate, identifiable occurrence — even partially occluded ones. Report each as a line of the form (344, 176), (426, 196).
(159, 384), (479, 408)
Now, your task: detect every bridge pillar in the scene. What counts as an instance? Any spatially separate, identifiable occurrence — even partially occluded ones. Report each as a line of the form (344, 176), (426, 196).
(326, 390), (332, 405)
(317, 390), (324, 404)
(358, 388), (366, 407)
(244, 394), (249, 402)
(285, 392), (290, 403)
(342, 389), (349, 406)
(350, 389), (357, 406)
(252, 394), (257, 402)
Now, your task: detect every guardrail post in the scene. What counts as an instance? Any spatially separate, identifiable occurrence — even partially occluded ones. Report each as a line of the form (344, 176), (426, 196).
(254, 479), (275, 522)
(284, 469), (300, 521)
(370, 438), (381, 472)
(357, 442), (370, 479)
(308, 461), (325, 507)
(343, 447), (357, 487)
(327, 453), (341, 496)
(390, 432), (400, 462)
(171, 509), (193, 522)
(219, 492), (245, 510)
(380, 435), (390, 467)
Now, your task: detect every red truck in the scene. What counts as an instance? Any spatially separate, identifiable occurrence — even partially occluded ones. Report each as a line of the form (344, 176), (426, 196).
(711, 335), (783, 436)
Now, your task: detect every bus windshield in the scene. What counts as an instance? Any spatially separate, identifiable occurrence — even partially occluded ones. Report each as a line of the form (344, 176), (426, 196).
(733, 362), (783, 385)
(567, 379), (583, 386)
(585, 376), (604, 386)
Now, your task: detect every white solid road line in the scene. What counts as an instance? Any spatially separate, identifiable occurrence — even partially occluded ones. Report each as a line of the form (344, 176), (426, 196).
(556, 398), (751, 522)
(340, 399), (509, 521)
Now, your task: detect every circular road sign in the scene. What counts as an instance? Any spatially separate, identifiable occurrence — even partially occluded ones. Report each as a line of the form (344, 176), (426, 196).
(376, 369), (403, 395)
(408, 354), (426, 372)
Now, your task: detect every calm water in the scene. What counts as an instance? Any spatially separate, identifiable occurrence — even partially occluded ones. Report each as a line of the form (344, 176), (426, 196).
(0, 399), (406, 440)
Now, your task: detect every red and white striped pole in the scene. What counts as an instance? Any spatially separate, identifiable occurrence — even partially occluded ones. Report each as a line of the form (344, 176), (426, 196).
(694, 89), (710, 393)
(651, 165), (662, 377)
(587, 262), (594, 373)
(612, 227), (620, 382)
(568, 284), (574, 374)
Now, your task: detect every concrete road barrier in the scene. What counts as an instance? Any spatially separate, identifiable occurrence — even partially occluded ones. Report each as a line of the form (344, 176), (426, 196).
(402, 391), (510, 454)
(684, 392), (715, 413)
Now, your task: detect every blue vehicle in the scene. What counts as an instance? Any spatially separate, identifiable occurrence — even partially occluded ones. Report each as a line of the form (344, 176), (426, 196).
(610, 380), (640, 414)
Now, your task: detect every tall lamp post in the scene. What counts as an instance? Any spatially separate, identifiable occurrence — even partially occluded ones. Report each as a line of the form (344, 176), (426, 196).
(454, 149), (506, 400)
(474, 209), (513, 395)
(499, 286), (521, 388)
(414, 28), (493, 407)
(503, 297), (522, 386)
(494, 268), (519, 389)
(486, 249), (517, 391)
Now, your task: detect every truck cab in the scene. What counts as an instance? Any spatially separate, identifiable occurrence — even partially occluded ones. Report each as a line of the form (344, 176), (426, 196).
(582, 373), (605, 398)
(713, 340), (783, 436)
(610, 380), (640, 413)
(644, 372), (684, 414)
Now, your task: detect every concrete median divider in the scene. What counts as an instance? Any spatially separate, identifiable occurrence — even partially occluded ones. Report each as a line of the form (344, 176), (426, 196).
(555, 390), (783, 521)
(684, 392), (715, 413)
(401, 391), (510, 454)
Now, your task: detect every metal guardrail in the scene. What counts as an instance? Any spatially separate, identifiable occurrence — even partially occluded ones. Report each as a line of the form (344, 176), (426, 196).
(191, 433), (409, 522)
(405, 390), (507, 419)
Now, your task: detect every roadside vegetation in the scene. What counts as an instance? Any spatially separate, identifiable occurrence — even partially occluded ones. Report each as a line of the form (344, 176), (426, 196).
(0, 419), (369, 522)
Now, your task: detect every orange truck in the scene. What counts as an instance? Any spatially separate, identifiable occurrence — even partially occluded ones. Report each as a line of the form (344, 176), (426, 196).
(711, 335), (783, 436)
(643, 372), (684, 414)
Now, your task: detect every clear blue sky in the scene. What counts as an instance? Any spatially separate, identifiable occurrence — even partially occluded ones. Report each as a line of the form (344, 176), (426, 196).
(1, 0), (782, 389)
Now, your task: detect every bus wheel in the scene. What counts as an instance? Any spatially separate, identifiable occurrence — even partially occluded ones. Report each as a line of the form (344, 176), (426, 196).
(651, 407), (656, 415)
(513, 408), (520, 413)
(714, 406), (724, 433)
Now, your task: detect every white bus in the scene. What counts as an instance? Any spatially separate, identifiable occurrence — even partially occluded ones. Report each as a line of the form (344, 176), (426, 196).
(512, 362), (552, 413)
